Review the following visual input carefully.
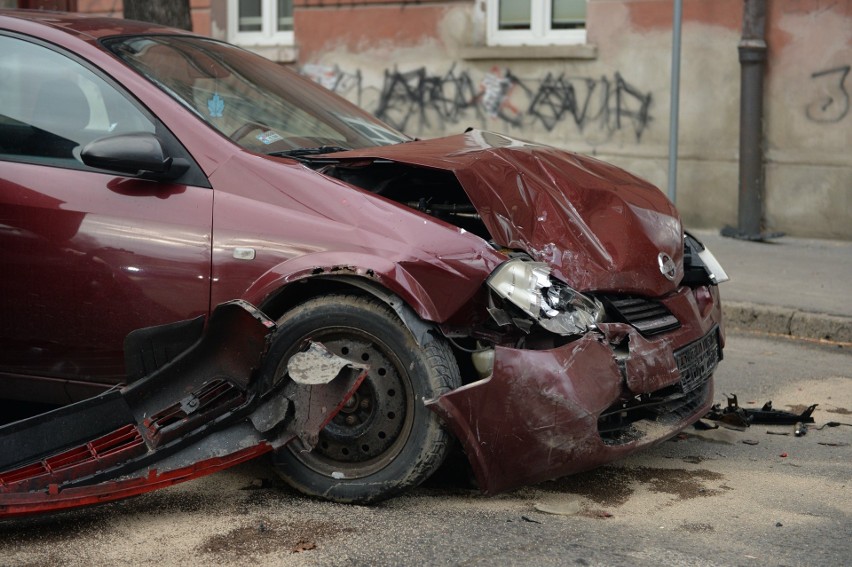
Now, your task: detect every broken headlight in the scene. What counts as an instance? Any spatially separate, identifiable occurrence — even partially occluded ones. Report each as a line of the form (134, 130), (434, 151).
(683, 232), (730, 285)
(487, 259), (603, 335)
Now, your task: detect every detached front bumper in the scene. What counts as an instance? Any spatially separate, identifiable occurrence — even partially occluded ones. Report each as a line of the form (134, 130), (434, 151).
(427, 285), (722, 495)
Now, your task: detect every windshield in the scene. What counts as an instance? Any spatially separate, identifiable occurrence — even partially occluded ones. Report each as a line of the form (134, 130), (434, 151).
(104, 36), (408, 154)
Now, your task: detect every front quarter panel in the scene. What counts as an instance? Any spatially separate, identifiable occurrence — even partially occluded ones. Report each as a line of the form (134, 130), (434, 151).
(209, 153), (505, 322)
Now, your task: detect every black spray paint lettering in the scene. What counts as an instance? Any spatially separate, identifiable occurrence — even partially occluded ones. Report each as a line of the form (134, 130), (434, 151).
(304, 64), (653, 142)
(376, 66), (653, 140)
(374, 65), (481, 133)
(806, 65), (850, 123)
(526, 72), (652, 140)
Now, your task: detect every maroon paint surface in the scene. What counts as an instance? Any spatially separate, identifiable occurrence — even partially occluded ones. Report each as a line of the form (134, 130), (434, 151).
(0, 162), (212, 383)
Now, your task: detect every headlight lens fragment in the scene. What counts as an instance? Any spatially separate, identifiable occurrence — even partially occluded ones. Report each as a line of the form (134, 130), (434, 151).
(487, 259), (602, 336)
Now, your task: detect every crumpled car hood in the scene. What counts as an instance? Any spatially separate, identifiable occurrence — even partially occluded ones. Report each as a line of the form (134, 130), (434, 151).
(328, 130), (684, 297)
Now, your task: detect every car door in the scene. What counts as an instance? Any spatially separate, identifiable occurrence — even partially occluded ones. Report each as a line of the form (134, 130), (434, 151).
(0, 33), (213, 400)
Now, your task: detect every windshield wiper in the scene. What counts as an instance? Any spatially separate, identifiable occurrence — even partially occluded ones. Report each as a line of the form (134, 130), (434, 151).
(268, 146), (351, 160)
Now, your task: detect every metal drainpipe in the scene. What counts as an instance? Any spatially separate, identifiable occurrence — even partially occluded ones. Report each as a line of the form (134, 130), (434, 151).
(726, 0), (783, 240)
(667, 0), (683, 204)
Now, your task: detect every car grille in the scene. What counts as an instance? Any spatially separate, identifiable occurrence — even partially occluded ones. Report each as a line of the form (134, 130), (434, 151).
(674, 327), (720, 394)
(597, 327), (719, 445)
(603, 296), (680, 336)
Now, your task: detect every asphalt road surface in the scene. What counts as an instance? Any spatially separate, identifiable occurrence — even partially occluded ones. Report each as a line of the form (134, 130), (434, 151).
(1, 331), (850, 567)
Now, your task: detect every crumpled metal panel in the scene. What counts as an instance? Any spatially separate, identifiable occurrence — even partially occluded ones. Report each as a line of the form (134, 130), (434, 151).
(427, 318), (717, 495)
(426, 335), (623, 495)
(0, 302), (366, 519)
(325, 130), (683, 296)
(597, 322), (682, 394)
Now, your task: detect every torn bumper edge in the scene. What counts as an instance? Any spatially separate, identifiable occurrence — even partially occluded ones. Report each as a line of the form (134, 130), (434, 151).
(426, 285), (721, 495)
(0, 301), (366, 519)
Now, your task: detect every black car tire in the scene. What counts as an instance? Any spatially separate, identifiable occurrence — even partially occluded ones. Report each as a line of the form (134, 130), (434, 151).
(266, 294), (461, 503)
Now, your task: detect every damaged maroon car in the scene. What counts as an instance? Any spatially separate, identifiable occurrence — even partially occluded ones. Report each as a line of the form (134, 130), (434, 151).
(0, 12), (728, 517)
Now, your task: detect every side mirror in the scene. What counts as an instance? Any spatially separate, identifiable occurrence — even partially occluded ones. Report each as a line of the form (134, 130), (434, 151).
(81, 133), (189, 181)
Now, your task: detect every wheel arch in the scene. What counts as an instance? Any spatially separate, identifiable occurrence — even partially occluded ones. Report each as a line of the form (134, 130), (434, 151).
(242, 251), (481, 331)
(257, 274), (436, 347)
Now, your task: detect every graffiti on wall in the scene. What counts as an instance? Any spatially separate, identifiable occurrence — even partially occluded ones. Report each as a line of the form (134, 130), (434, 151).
(526, 71), (652, 140)
(374, 64), (481, 133)
(301, 64), (653, 143)
(805, 65), (850, 123)
(301, 64), (365, 106)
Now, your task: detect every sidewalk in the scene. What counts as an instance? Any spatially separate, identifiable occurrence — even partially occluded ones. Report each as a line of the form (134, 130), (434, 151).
(690, 229), (852, 344)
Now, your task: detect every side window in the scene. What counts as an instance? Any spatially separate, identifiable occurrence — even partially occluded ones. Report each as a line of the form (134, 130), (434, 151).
(0, 35), (156, 169)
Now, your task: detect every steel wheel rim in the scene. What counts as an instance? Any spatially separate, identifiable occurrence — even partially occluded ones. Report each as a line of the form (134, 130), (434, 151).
(279, 326), (415, 479)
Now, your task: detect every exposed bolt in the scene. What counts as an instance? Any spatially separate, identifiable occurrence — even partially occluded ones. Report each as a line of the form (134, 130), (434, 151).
(345, 415), (358, 426)
(360, 398), (370, 410)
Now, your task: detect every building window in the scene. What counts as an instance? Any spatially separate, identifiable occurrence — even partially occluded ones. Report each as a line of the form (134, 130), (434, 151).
(487, 0), (586, 46)
(228, 0), (293, 46)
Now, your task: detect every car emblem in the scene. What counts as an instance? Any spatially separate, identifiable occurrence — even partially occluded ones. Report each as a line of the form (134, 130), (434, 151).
(657, 252), (677, 281)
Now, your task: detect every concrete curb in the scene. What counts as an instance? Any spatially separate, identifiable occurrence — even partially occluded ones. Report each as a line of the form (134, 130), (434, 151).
(722, 301), (852, 344)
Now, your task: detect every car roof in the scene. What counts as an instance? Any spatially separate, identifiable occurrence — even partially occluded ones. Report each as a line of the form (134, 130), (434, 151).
(0, 9), (194, 40)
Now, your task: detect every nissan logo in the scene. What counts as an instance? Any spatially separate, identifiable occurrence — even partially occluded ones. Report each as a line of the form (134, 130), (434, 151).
(658, 252), (677, 281)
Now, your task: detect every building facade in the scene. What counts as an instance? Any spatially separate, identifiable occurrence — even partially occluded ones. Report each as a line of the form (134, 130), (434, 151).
(9, 0), (851, 239)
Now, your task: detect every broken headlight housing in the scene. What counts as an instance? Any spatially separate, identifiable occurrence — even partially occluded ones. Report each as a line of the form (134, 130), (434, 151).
(683, 232), (730, 285)
(487, 259), (603, 336)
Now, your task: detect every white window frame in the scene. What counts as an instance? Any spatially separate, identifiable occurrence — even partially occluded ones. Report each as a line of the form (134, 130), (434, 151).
(227, 0), (294, 46)
(486, 0), (587, 47)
